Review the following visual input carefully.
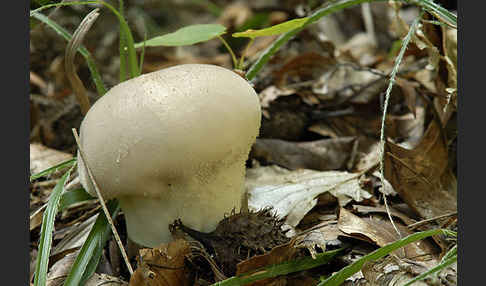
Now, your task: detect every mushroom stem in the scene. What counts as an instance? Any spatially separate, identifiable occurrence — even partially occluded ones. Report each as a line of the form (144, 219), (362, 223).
(119, 161), (246, 247)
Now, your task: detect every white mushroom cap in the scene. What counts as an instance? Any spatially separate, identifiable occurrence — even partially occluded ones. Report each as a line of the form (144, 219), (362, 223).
(77, 64), (261, 247)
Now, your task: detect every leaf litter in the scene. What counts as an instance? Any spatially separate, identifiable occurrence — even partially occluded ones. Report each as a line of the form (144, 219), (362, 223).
(30, 1), (457, 285)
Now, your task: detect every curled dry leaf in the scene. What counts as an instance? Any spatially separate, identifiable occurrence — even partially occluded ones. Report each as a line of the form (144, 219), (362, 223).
(338, 208), (438, 263)
(384, 120), (457, 220)
(245, 165), (372, 228)
(129, 239), (191, 286)
(352, 205), (414, 226)
(251, 137), (356, 171)
(294, 221), (352, 257)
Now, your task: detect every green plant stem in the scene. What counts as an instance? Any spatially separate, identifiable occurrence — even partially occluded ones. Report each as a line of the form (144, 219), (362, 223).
(378, 10), (424, 237)
(218, 35), (238, 69)
(238, 38), (254, 70)
(139, 31), (147, 73)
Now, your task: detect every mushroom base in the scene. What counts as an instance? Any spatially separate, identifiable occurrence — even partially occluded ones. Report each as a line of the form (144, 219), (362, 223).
(118, 163), (248, 247)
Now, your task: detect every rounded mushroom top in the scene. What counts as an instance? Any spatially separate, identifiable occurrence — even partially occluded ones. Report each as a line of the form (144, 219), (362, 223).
(78, 64), (261, 199)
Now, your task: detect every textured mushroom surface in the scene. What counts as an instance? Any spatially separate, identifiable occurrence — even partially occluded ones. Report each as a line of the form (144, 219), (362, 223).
(78, 64), (261, 246)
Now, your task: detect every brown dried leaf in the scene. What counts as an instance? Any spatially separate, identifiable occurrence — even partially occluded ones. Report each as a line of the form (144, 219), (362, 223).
(218, 2), (252, 28)
(251, 137), (356, 171)
(384, 120), (457, 219)
(394, 78), (419, 117)
(273, 52), (336, 87)
(352, 205), (415, 226)
(235, 243), (299, 286)
(30, 206), (45, 231)
(338, 208), (438, 261)
(294, 221), (351, 256)
(338, 33), (379, 66)
(129, 239), (191, 286)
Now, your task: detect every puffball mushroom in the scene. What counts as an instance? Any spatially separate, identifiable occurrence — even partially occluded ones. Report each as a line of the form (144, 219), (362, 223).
(77, 64), (261, 247)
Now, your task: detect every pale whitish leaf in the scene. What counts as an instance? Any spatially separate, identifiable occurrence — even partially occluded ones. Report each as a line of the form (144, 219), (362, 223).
(30, 143), (74, 181)
(245, 165), (371, 227)
(134, 24), (226, 48)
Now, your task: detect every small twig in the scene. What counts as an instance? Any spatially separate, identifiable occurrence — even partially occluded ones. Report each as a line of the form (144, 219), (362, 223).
(407, 212), (457, 230)
(65, 9), (100, 115)
(379, 10), (424, 238)
(72, 128), (134, 275)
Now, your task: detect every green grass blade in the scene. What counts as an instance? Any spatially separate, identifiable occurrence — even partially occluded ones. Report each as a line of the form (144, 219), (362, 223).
(232, 17), (309, 38)
(245, 0), (385, 80)
(30, 157), (76, 182)
(30, 11), (107, 95)
(245, 0), (454, 80)
(403, 253), (457, 286)
(63, 200), (120, 286)
(316, 229), (445, 286)
(211, 248), (344, 286)
(30, 0), (139, 80)
(33, 167), (74, 286)
(99, 1), (139, 79)
(409, 0), (456, 28)
(134, 24), (226, 48)
(29, 1), (99, 16)
(441, 244), (457, 261)
(118, 0), (127, 81)
(59, 188), (95, 211)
